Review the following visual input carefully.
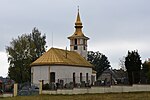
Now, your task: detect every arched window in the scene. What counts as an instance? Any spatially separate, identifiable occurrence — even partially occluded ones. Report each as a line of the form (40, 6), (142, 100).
(80, 73), (82, 82)
(83, 46), (86, 50)
(75, 39), (77, 45)
(86, 73), (88, 83)
(74, 46), (78, 50)
(50, 72), (55, 82)
(73, 72), (76, 84)
(74, 39), (78, 50)
(83, 40), (86, 50)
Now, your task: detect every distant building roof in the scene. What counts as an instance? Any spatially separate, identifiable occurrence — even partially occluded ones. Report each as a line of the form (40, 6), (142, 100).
(31, 48), (93, 68)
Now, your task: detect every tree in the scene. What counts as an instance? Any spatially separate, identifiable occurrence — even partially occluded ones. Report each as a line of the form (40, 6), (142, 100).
(141, 60), (150, 83)
(87, 51), (111, 79)
(125, 50), (142, 85)
(6, 27), (46, 83)
(119, 57), (126, 71)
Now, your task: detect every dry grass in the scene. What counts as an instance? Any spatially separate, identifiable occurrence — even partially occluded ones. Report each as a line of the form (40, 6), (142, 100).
(1, 92), (150, 100)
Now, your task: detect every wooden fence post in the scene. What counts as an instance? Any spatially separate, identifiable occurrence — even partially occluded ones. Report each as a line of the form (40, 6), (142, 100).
(13, 83), (18, 97)
(39, 80), (43, 94)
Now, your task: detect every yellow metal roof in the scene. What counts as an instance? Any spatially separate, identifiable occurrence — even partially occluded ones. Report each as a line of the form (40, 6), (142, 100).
(30, 48), (93, 68)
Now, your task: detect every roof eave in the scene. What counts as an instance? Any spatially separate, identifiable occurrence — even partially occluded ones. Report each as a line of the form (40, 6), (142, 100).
(68, 36), (89, 40)
(30, 63), (93, 68)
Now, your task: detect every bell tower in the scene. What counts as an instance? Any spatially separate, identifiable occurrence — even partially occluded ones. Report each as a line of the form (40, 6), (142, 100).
(68, 8), (89, 59)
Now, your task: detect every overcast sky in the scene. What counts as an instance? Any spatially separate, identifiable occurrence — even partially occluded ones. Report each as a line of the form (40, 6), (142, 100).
(0, 0), (150, 77)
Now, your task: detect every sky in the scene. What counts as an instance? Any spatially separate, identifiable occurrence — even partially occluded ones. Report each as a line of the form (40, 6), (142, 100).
(0, 0), (150, 77)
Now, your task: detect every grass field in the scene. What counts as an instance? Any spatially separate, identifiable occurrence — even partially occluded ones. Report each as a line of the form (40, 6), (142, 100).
(0, 92), (150, 100)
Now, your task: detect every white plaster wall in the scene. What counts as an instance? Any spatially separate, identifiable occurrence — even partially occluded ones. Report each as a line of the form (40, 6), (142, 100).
(70, 45), (87, 59)
(32, 65), (92, 85)
(78, 45), (87, 59)
(31, 66), (49, 84)
(50, 65), (92, 84)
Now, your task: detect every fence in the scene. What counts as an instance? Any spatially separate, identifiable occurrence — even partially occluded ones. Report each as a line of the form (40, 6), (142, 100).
(1, 81), (150, 96)
(42, 77), (92, 90)
(17, 82), (39, 96)
(42, 84), (150, 95)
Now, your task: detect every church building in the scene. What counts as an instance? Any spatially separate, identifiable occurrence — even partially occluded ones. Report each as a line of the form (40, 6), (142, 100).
(30, 10), (95, 86)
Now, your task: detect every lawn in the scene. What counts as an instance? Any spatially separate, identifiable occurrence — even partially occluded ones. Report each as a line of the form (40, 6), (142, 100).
(0, 92), (150, 100)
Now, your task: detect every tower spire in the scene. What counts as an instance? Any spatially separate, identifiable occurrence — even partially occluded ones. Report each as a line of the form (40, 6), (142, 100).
(68, 8), (90, 60)
(75, 6), (82, 28)
(68, 7), (89, 38)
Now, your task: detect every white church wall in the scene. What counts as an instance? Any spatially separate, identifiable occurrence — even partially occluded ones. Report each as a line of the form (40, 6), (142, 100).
(77, 45), (87, 59)
(50, 65), (92, 84)
(71, 46), (87, 59)
(32, 66), (49, 84)
(32, 65), (92, 85)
